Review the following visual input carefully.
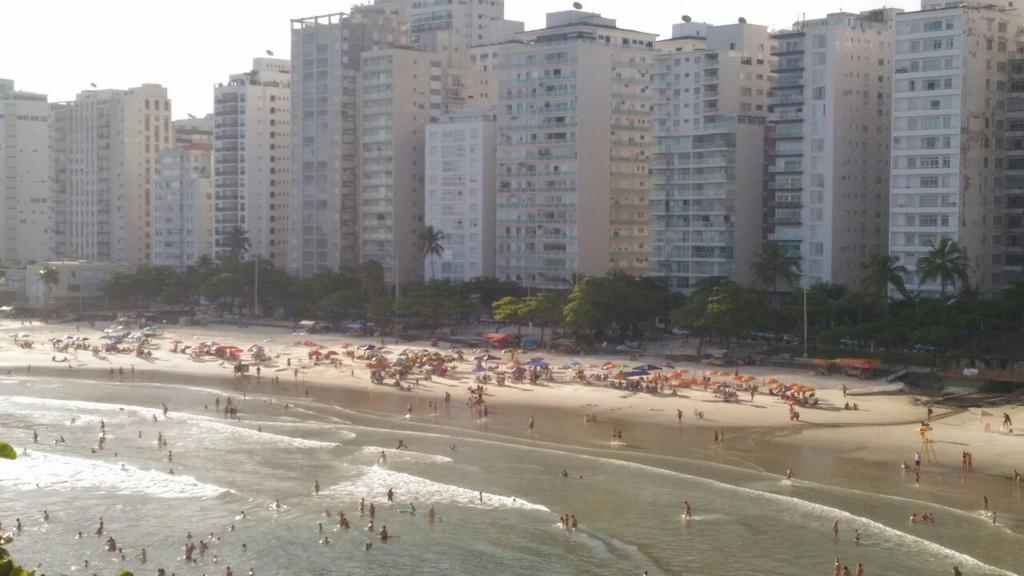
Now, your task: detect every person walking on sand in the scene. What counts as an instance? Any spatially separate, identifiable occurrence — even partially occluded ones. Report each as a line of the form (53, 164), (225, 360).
(983, 496), (989, 511)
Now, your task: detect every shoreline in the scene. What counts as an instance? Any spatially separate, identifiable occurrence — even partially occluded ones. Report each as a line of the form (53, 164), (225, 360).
(2, 320), (1023, 530)
(5, 360), (1022, 533)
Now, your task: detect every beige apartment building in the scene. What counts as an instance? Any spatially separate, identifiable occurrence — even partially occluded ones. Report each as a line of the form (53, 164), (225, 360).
(214, 58), (291, 267)
(0, 80), (54, 267)
(62, 84), (172, 266)
(495, 10), (655, 289)
(767, 9), (898, 288)
(358, 48), (443, 287)
(651, 20), (771, 291)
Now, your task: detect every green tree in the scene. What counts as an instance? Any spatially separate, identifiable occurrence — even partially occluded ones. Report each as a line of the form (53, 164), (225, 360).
(200, 272), (239, 313)
(224, 225), (251, 262)
(37, 265), (59, 314)
(861, 253), (909, 317)
(751, 242), (801, 305)
(359, 260), (387, 297)
(492, 296), (529, 334)
(397, 281), (476, 331)
(521, 291), (565, 343)
(916, 237), (969, 298)
(673, 277), (760, 354)
(463, 277), (524, 309)
(418, 225), (445, 280)
(563, 274), (668, 344)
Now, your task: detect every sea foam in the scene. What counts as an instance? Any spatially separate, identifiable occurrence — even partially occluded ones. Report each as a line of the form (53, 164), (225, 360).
(325, 466), (548, 512)
(0, 451), (228, 499)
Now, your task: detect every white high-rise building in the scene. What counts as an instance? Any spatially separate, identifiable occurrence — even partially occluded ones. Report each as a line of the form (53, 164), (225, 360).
(151, 143), (213, 270)
(890, 0), (1023, 295)
(358, 48), (443, 286)
(425, 109), (497, 281)
(495, 11), (656, 289)
(63, 84), (172, 265)
(767, 9), (898, 288)
(650, 21), (771, 291)
(289, 7), (408, 277)
(0, 80), (53, 267)
(214, 58), (291, 267)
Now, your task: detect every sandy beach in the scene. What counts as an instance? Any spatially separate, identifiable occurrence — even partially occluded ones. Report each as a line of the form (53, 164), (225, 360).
(2, 318), (1022, 520)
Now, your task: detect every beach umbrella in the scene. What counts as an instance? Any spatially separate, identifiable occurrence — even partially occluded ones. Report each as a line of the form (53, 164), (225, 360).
(633, 363), (662, 371)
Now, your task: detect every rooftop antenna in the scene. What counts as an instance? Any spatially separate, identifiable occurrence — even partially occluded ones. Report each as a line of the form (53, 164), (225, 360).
(682, 15), (692, 23)
(572, 2), (583, 10)
(266, 49), (275, 56)
(739, 16), (747, 23)
(89, 83), (97, 88)
(187, 113), (196, 119)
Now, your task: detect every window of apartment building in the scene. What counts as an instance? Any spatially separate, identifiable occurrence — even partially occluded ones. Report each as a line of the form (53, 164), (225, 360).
(919, 214), (939, 227)
(919, 176), (939, 188)
(813, 35), (826, 49)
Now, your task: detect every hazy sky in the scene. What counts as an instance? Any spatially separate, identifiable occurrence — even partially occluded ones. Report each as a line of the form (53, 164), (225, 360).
(3, 0), (919, 118)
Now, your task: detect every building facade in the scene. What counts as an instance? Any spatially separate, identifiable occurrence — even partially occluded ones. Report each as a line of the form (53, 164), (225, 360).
(0, 80), (53, 267)
(63, 84), (172, 266)
(214, 58), (291, 267)
(151, 144), (213, 269)
(767, 10), (898, 288)
(651, 21), (771, 291)
(495, 10), (655, 289)
(358, 48), (443, 286)
(424, 109), (498, 281)
(288, 8), (408, 277)
(890, 0), (1023, 295)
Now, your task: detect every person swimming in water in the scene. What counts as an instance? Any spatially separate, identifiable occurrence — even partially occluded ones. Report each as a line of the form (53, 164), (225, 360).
(314, 480), (320, 495)
(387, 488), (395, 502)
(428, 505), (436, 524)
(378, 525), (389, 541)
(683, 501), (692, 519)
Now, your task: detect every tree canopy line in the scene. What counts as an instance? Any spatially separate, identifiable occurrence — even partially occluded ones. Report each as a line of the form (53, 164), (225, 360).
(102, 228), (1023, 360)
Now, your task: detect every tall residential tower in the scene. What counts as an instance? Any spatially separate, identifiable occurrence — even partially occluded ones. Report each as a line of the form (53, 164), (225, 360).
(495, 10), (656, 289)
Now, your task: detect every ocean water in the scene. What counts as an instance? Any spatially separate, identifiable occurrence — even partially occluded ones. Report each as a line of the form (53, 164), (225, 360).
(0, 376), (1020, 575)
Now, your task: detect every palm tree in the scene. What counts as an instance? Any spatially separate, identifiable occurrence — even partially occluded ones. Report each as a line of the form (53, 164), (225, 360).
(861, 254), (909, 315)
(916, 237), (969, 298)
(751, 242), (801, 304)
(38, 265), (59, 315)
(225, 226), (251, 262)
(418, 226), (445, 280)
